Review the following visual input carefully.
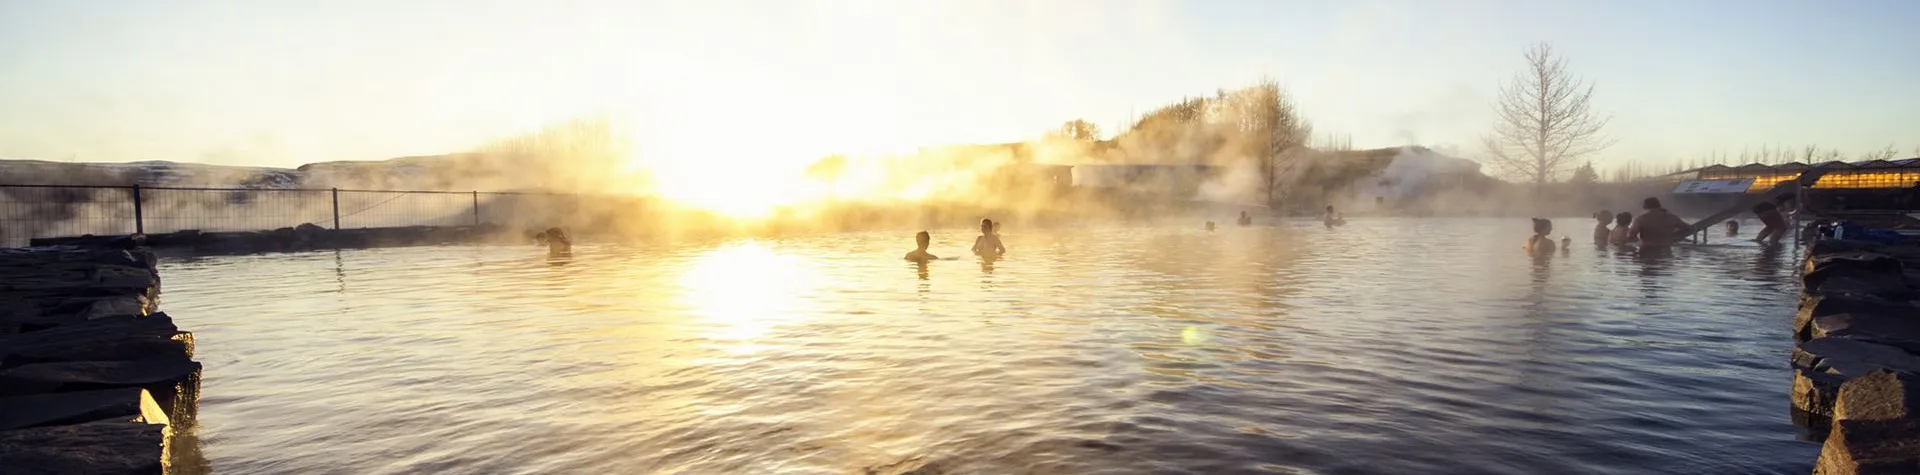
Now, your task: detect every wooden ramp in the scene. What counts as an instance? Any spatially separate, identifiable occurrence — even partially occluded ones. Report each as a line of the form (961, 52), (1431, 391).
(1684, 168), (1829, 235)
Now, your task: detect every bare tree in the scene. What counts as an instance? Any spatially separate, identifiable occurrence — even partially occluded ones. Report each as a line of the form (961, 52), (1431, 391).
(1233, 79), (1312, 207)
(1314, 133), (1354, 151)
(1050, 119), (1102, 141)
(1481, 43), (1616, 189)
(1859, 144), (1899, 162)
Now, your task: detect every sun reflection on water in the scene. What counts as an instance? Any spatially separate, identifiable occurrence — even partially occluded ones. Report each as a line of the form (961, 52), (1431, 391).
(677, 241), (819, 352)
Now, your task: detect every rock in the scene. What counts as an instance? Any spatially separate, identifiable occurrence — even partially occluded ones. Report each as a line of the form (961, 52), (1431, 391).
(1796, 338), (1920, 377)
(1800, 368), (1852, 423)
(81, 296), (151, 320)
(0, 388), (166, 430)
(1817, 370), (1920, 474)
(0, 420), (165, 475)
(0, 315), (188, 368)
(89, 266), (158, 291)
(1817, 439), (1920, 475)
(1796, 295), (1918, 343)
(1811, 313), (1920, 354)
(142, 230), (198, 248)
(0, 357), (201, 399)
(108, 235), (145, 250)
(295, 222), (326, 233)
(1806, 261), (1912, 298)
(1808, 251), (1906, 276)
(1792, 338), (1920, 419)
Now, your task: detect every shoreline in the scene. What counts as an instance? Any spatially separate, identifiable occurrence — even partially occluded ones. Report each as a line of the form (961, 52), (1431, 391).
(1790, 234), (1920, 472)
(0, 246), (204, 473)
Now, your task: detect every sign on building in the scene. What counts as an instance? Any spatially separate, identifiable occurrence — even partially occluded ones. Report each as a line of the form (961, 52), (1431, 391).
(1672, 178), (1756, 194)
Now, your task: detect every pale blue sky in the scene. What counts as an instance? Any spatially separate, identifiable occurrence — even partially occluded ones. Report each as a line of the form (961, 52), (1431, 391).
(1, 0), (1916, 169)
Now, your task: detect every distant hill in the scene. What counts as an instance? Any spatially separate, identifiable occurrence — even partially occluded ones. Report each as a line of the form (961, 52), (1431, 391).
(0, 153), (537, 191)
(0, 159), (302, 188)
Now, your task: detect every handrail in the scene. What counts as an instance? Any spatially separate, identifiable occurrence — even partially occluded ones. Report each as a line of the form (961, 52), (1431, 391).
(1684, 167), (1831, 235)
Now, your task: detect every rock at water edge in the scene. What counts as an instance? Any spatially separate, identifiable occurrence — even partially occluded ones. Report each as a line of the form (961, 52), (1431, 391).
(0, 420), (166, 475)
(1815, 370), (1920, 474)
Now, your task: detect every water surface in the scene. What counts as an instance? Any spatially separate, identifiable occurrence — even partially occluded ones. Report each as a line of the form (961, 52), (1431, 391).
(158, 218), (1814, 474)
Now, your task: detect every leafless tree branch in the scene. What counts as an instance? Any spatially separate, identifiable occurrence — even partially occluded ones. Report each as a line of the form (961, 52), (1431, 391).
(1481, 43), (1615, 187)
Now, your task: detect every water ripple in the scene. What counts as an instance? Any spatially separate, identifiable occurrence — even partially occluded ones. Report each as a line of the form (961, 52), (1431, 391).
(157, 219), (1814, 474)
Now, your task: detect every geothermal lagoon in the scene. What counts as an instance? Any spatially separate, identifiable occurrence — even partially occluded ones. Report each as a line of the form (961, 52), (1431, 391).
(158, 218), (1814, 474)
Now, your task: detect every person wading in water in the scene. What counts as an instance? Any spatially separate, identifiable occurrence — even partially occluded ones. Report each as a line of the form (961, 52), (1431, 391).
(972, 219), (1006, 257)
(1624, 197), (1691, 250)
(905, 231), (939, 262)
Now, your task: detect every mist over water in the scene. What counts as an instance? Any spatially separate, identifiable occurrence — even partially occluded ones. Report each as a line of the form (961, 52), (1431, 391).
(159, 218), (1812, 474)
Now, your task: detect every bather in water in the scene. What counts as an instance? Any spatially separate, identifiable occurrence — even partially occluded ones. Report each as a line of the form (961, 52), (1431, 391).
(534, 227), (572, 254)
(1752, 200), (1787, 245)
(1592, 210), (1612, 244)
(1524, 218), (1558, 254)
(905, 231), (939, 263)
(1323, 206), (1345, 228)
(972, 219), (1006, 257)
(1609, 212), (1635, 245)
(1624, 197), (1690, 248)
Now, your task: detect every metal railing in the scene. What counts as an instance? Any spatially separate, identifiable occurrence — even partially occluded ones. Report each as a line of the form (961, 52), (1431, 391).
(1, 184), (579, 246)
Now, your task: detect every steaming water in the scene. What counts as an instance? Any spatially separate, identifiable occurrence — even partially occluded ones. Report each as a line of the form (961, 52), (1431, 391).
(157, 218), (1814, 475)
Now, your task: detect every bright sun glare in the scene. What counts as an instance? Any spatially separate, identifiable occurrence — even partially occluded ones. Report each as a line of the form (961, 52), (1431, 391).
(620, 68), (916, 219)
(678, 242), (818, 349)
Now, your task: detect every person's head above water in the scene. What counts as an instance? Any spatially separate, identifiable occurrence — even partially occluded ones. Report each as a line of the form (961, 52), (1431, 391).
(1326, 205), (1335, 213)
(1642, 197), (1663, 210)
(1595, 210), (1611, 223)
(915, 231), (931, 250)
(980, 219), (994, 235)
(1532, 218), (1553, 236)
(1615, 212), (1632, 227)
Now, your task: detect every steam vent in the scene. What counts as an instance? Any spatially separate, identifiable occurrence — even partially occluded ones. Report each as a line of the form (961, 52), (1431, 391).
(0, 246), (201, 474)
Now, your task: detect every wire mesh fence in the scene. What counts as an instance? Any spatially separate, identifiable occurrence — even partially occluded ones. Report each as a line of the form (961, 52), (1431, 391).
(337, 190), (475, 229)
(0, 184), (577, 247)
(141, 188), (335, 234)
(0, 185), (137, 245)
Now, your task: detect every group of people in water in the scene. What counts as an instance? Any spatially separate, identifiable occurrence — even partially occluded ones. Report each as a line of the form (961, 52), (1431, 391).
(1206, 206), (1345, 232)
(1533, 197), (1691, 254)
(905, 218), (1006, 263)
(1528, 195), (1796, 255)
(535, 194), (1799, 263)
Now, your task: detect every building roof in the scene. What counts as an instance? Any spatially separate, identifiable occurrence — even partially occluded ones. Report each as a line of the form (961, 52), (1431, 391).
(1684, 157), (1920, 176)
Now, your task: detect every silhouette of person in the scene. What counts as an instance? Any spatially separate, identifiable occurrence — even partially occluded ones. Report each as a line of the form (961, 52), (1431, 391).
(972, 219), (1005, 256)
(905, 231), (938, 262)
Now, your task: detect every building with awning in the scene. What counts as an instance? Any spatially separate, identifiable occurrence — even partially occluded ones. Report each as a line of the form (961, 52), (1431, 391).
(1680, 158), (1920, 192)
(1672, 158), (1920, 212)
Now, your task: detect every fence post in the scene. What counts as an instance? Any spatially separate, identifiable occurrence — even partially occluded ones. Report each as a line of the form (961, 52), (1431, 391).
(471, 191), (480, 226)
(331, 188), (341, 230)
(130, 185), (145, 235)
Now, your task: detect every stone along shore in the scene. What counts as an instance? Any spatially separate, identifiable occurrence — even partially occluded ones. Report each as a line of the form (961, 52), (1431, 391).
(0, 246), (202, 474)
(1791, 239), (1920, 473)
